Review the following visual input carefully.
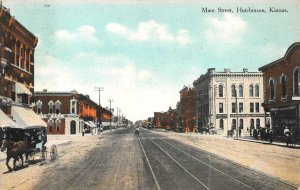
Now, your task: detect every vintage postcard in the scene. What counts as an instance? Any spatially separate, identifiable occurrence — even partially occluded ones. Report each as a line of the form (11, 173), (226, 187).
(0, 0), (300, 189)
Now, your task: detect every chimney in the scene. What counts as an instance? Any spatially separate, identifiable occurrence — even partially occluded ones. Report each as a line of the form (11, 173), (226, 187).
(208, 68), (216, 73)
(243, 68), (248, 73)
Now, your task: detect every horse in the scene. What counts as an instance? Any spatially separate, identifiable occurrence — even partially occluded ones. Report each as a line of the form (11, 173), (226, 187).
(0, 139), (30, 171)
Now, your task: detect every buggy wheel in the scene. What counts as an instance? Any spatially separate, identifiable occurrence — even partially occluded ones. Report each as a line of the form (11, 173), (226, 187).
(50, 144), (57, 161)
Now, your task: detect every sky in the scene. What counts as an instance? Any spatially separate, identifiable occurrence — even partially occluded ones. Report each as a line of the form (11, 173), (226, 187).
(3, 0), (300, 121)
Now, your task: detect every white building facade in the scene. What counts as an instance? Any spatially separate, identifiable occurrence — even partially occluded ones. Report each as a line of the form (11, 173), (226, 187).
(193, 68), (265, 135)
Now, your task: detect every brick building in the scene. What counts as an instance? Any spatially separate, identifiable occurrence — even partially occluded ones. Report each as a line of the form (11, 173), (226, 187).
(179, 86), (197, 132)
(259, 42), (300, 140)
(34, 90), (112, 135)
(0, 5), (46, 128)
(154, 107), (178, 130)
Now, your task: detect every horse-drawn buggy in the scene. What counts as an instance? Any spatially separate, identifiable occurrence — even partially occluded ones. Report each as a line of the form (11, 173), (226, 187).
(0, 125), (57, 171)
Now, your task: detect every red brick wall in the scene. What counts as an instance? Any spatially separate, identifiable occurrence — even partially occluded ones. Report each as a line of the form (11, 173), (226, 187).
(43, 118), (66, 135)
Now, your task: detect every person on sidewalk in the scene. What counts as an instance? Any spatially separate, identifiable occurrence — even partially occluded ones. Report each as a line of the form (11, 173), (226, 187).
(269, 129), (273, 143)
(284, 126), (290, 146)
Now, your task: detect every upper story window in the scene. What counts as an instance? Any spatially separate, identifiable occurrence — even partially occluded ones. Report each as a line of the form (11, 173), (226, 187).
(250, 103), (254, 113)
(48, 100), (54, 114)
(37, 100), (42, 114)
(239, 85), (243, 97)
(239, 102), (243, 113)
(70, 99), (77, 114)
(255, 103), (260, 112)
(249, 85), (254, 97)
(255, 85), (259, 97)
(48, 119), (54, 132)
(294, 69), (300, 96)
(280, 75), (287, 98)
(270, 79), (275, 100)
(55, 100), (61, 114)
(232, 102), (236, 113)
(231, 85), (236, 97)
(219, 85), (223, 97)
(219, 103), (223, 113)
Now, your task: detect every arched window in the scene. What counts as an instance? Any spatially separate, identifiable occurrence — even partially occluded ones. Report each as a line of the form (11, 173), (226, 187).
(48, 100), (54, 114)
(55, 100), (61, 114)
(249, 85), (254, 97)
(256, 119), (260, 129)
(294, 69), (299, 95)
(36, 100), (42, 114)
(48, 119), (54, 132)
(219, 85), (223, 97)
(255, 85), (259, 97)
(239, 85), (243, 97)
(219, 119), (224, 129)
(70, 99), (77, 114)
(239, 119), (243, 129)
(231, 119), (236, 130)
(56, 119), (61, 132)
(231, 85), (236, 97)
(250, 119), (254, 128)
(281, 75), (287, 98)
(270, 79), (275, 100)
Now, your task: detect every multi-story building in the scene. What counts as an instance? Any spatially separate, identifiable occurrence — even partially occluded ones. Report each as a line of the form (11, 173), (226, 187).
(154, 107), (178, 130)
(34, 90), (112, 135)
(259, 42), (300, 139)
(193, 68), (265, 134)
(0, 5), (46, 128)
(179, 86), (196, 132)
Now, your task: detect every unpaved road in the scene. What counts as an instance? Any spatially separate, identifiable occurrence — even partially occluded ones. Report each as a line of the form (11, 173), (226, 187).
(32, 128), (297, 190)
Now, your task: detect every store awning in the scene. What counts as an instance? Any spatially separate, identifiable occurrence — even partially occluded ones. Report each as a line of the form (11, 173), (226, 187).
(11, 106), (46, 128)
(84, 121), (92, 127)
(0, 109), (18, 128)
(89, 121), (96, 128)
(15, 82), (32, 96)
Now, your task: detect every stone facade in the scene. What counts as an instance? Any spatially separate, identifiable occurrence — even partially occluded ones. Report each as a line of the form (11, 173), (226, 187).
(259, 42), (300, 139)
(193, 68), (265, 134)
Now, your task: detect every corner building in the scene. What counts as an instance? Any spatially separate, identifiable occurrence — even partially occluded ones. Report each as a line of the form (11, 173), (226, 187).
(193, 68), (265, 134)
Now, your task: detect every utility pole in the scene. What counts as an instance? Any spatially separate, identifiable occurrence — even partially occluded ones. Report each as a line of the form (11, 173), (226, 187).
(108, 99), (113, 130)
(94, 87), (104, 132)
(235, 88), (239, 138)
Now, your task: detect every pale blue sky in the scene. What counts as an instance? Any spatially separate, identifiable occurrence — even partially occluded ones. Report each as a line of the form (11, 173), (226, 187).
(4, 0), (300, 121)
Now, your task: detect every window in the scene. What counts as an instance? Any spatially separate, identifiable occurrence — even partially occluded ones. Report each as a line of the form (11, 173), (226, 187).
(294, 69), (300, 95)
(255, 85), (259, 97)
(219, 103), (223, 113)
(255, 103), (260, 112)
(281, 75), (287, 98)
(219, 85), (223, 97)
(56, 120), (61, 132)
(219, 119), (224, 129)
(250, 119), (254, 128)
(55, 100), (61, 114)
(250, 103), (254, 113)
(70, 99), (77, 114)
(239, 103), (243, 113)
(239, 85), (243, 97)
(270, 79), (275, 100)
(37, 100), (42, 114)
(232, 119), (236, 130)
(232, 103), (236, 113)
(256, 119), (260, 129)
(239, 119), (243, 129)
(231, 85), (236, 97)
(48, 119), (53, 132)
(48, 100), (54, 114)
(249, 85), (254, 97)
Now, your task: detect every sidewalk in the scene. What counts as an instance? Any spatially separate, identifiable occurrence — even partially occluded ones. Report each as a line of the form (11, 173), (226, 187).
(234, 134), (300, 148)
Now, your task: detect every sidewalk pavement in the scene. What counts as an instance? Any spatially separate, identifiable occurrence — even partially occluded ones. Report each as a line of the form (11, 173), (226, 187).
(234, 134), (300, 148)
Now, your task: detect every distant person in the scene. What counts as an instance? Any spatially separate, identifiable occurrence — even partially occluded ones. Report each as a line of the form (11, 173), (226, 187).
(269, 129), (273, 144)
(284, 126), (290, 146)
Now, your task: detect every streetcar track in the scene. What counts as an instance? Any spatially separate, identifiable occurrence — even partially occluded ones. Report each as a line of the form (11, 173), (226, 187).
(144, 136), (209, 190)
(143, 130), (298, 190)
(137, 135), (161, 190)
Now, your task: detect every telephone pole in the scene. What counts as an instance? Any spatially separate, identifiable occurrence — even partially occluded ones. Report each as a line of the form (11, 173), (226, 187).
(94, 87), (104, 106)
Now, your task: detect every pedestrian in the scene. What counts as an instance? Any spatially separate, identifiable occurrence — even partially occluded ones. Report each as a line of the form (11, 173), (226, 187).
(269, 129), (273, 144)
(283, 126), (290, 146)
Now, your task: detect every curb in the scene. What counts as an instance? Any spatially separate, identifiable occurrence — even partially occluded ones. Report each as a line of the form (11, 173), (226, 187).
(234, 138), (300, 148)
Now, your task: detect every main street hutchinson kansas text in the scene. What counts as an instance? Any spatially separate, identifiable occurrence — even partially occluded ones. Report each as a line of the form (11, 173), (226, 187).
(202, 7), (288, 14)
